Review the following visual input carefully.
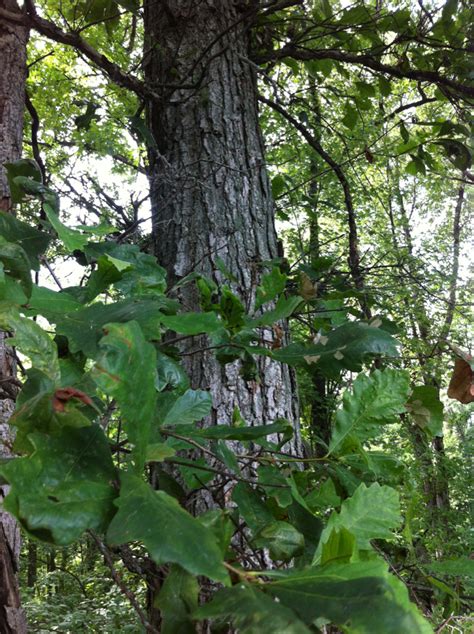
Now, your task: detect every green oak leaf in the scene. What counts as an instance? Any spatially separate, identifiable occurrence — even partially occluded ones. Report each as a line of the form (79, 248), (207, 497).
(258, 465), (292, 508)
(271, 174), (287, 199)
(0, 211), (50, 269)
(253, 521), (305, 561)
(0, 239), (32, 297)
(198, 510), (234, 557)
(4, 159), (42, 203)
(145, 443), (176, 463)
(270, 322), (400, 377)
(232, 482), (274, 533)
(10, 390), (91, 455)
(24, 285), (83, 322)
(249, 295), (302, 327)
(406, 385), (444, 437)
(255, 266), (287, 310)
(83, 256), (123, 302)
(188, 420), (292, 442)
(0, 425), (117, 545)
(328, 369), (410, 454)
(160, 311), (222, 335)
(320, 526), (357, 566)
(305, 478), (341, 511)
(155, 351), (189, 392)
(267, 560), (432, 634)
(195, 583), (311, 633)
(0, 307), (60, 382)
(84, 242), (167, 297)
(286, 500), (323, 563)
(12, 176), (88, 252)
(161, 388), (212, 426)
(92, 321), (157, 470)
(107, 472), (227, 583)
(425, 557), (474, 580)
(154, 565), (198, 634)
(56, 297), (177, 357)
(314, 483), (401, 561)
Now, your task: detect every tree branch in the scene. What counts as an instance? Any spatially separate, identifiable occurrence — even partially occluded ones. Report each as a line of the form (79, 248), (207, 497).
(24, 92), (46, 185)
(254, 45), (474, 100)
(438, 179), (465, 341)
(89, 532), (159, 634)
(259, 94), (371, 317)
(382, 95), (437, 121)
(0, 4), (157, 101)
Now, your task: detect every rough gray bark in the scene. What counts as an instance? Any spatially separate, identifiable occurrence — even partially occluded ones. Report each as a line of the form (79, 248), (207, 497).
(144, 0), (301, 448)
(0, 1), (28, 631)
(143, 5), (302, 624)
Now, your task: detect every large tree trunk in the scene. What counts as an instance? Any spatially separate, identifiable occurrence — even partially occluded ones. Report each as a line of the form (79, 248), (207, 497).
(0, 1), (28, 631)
(144, 0), (300, 446)
(143, 3), (301, 624)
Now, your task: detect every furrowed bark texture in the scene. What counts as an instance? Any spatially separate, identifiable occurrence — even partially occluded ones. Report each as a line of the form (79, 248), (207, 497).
(0, 2), (28, 632)
(144, 0), (300, 449)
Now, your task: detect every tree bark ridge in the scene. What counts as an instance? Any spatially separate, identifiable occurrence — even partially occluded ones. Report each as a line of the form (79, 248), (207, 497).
(0, 1), (28, 631)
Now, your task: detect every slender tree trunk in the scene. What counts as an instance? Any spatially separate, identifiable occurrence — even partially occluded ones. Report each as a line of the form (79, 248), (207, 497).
(46, 549), (56, 573)
(0, 1), (28, 631)
(390, 170), (467, 544)
(26, 542), (37, 589)
(82, 535), (98, 573)
(306, 90), (332, 455)
(308, 176), (332, 454)
(144, 0), (300, 446)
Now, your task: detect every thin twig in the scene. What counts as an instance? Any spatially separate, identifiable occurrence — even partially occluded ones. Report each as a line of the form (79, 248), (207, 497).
(39, 256), (63, 290)
(89, 531), (159, 634)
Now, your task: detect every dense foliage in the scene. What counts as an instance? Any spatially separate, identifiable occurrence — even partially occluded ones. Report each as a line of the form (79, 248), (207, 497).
(0, 0), (472, 632)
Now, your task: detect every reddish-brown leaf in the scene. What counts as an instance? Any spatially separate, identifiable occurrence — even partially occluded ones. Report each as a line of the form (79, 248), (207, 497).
(447, 358), (474, 404)
(272, 324), (284, 349)
(52, 387), (94, 412)
(364, 147), (375, 163)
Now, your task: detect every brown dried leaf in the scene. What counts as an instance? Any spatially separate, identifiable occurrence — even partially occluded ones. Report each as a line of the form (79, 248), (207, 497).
(299, 272), (317, 300)
(272, 324), (284, 350)
(447, 358), (474, 404)
(52, 387), (94, 412)
(364, 147), (375, 163)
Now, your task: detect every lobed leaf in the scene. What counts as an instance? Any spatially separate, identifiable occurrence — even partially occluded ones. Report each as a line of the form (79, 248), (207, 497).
(267, 560), (432, 634)
(314, 483), (401, 560)
(92, 321), (157, 470)
(406, 385), (444, 437)
(107, 472), (227, 583)
(270, 322), (400, 377)
(0, 425), (117, 545)
(328, 369), (410, 454)
(0, 211), (50, 269)
(195, 583), (311, 633)
(160, 388), (212, 426)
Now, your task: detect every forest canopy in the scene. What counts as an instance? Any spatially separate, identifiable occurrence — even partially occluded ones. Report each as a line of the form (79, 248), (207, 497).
(0, 0), (472, 632)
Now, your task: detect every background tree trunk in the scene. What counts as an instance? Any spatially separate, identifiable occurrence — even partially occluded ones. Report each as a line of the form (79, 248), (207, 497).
(144, 0), (301, 449)
(0, 1), (28, 631)
(26, 542), (37, 589)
